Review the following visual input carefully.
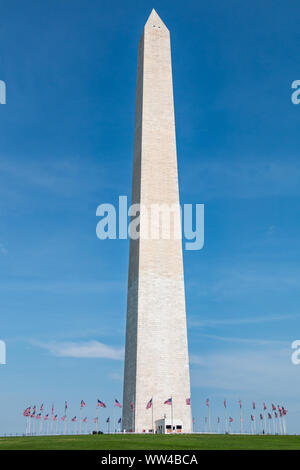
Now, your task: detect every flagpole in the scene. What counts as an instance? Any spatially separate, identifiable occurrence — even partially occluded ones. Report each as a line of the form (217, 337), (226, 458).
(113, 402), (115, 434)
(79, 405), (82, 435)
(152, 396), (154, 433)
(130, 397), (135, 432)
(171, 396), (173, 433)
(132, 396), (135, 432)
(240, 407), (243, 434)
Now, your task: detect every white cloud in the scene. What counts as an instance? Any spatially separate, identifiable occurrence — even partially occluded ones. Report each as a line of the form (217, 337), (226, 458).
(189, 313), (300, 329)
(190, 346), (298, 403)
(35, 340), (124, 360)
(184, 158), (300, 199)
(0, 279), (122, 294)
(0, 243), (7, 255)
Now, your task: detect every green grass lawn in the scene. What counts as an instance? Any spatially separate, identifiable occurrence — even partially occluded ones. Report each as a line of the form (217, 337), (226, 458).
(0, 434), (299, 450)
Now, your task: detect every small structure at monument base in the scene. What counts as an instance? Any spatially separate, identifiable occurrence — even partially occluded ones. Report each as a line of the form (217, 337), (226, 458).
(155, 418), (183, 434)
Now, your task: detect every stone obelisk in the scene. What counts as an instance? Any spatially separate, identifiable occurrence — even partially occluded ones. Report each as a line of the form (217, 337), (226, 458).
(122, 9), (192, 433)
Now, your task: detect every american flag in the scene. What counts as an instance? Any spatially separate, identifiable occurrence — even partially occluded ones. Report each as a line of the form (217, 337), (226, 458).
(263, 403), (267, 410)
(118, 418), (122, 424)
(229, 417), (233, 423)
(268, 413), (272, 419)
(23, 407), (31, 417)
(61, 416), (66, 421)
(186, 398), (191, 405)
(97, 399), (106, 408)
(164, 398), (172, 405)
(52, 414), (58, 421)
(65, 401), (68, 411)
(238, 400), (242, 409)
(82, 417), (87, 423)
(93, 417), (98, 423)
(217, 417), (220, 423)
(260, 413), (263, 420)
(71, 416), (76, 422)
(224, 399), (227, 408)
(274, 412), (278, 418)
(44, 414), (49, 421)
(106, 417), (110, 423)
(40, 404), (44, 411)
(206, 398), (209, 407)
(81, 400), (86, 408)
(251, 415), (254, 421)
(252, 402), (256, 410)
(146, 399), (152, 409)
(114, 399), (122, 408)
(283, 407), (287, 416)
(272, 403), (276, 411)
(130, 402), (134, 411)
(36, 413), (42, 419)
(51, 404), (54, 415)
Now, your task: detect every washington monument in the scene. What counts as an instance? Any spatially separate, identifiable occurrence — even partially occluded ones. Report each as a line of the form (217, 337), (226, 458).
(122, 10), (192, 433)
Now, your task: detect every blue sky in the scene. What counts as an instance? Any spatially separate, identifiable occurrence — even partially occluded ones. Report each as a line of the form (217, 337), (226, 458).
(0, 0), (300, 435)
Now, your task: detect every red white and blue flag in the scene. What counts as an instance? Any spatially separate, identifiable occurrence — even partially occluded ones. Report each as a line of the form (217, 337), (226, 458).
(97, 399), (106, 408)
(206, 398), (209, 407)
(71, 416), (76, 422)
(186, 398), (191, 405)
(118, 418), (122, 424)
(130, 402), (134, 411)
(164, 398), (172, 405)
(44, 414), (49, 421)
(146, 399), (152, 409)
(106, 417), (110, 423)
(114, 399), (122, 408)
(23, 407), (31, 417)
(81, 400), (86, 408)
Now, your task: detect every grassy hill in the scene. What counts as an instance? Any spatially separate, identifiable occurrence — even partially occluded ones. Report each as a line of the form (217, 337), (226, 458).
(0, 434), (299, 450)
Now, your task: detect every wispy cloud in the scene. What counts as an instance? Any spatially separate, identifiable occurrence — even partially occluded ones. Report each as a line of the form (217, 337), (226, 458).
(189, 313), (300, 329)
(0, 279), (122, 294)
(190, 346), (297, 399)
(184, 158), (300, 199)
(197, 334), (287, 347)
(0, 243), (7, 255)
(34, 340), (124, 360)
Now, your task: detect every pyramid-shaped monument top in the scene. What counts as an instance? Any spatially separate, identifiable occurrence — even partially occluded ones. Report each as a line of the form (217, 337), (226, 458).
(144, 9), (168, 32)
